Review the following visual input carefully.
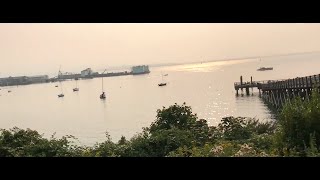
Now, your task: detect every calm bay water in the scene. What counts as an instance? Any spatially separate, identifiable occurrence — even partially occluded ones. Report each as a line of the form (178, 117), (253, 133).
(1, 53), (320, 146)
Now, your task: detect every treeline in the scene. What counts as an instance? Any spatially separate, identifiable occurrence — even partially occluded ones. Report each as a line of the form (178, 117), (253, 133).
(2, 90), (320, 157)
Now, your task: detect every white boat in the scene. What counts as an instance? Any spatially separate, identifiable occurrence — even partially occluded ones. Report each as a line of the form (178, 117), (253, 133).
(257, 58), (273, 71)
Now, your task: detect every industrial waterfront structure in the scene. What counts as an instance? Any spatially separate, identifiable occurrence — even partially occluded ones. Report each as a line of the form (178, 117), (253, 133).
(0, 75), (49, 86)
(131, 65), (150, 75)
(81, 68), (93, 77)
(0, 65), (150, 87)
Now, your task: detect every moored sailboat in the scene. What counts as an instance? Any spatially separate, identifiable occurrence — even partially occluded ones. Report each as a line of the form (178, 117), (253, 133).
(100, 69), (107, 99)
(57, 65), (64, 98)
(73, 79), (79, 92)
(158, 72), (167, 87)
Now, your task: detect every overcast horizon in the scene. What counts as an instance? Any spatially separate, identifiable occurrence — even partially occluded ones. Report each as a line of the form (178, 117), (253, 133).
(1, 23), (320, 77)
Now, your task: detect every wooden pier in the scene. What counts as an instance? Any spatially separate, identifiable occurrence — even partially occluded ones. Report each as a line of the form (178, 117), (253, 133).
(234, 74), (320, 108)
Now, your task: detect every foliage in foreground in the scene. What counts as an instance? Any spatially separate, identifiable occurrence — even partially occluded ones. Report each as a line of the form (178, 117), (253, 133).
(276, 89), (320, 156)
(2, 89), (320, 157)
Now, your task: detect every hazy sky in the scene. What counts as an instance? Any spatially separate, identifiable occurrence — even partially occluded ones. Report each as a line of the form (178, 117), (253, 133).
(1, 23), (320, 76)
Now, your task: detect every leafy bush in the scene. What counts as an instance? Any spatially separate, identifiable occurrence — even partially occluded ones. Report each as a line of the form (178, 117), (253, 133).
(0, 127), (81, 157)
(278, 89), (320, 155)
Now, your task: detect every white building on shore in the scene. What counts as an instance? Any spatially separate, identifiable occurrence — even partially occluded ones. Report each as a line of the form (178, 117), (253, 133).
(131, 65), (150, 75)
(81, 68), (93, 77)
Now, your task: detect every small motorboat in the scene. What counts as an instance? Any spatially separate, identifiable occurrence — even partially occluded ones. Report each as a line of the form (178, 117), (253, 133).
(158, 83), (167, 86)
(55, 85), (58, 87)
(257, 58), (273, 71)
(58, 94), (64, 98)
(257, 67), (273, 71)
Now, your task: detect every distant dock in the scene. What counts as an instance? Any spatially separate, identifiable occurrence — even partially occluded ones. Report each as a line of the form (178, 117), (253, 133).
(0, 65), (150, 86)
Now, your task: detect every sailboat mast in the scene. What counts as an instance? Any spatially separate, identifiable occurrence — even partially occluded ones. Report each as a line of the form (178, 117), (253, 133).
(102, 77), (104, 92)
(101, 68), (107, 92)
(58, 65), (63, 94)
(60, 81), (63, 93)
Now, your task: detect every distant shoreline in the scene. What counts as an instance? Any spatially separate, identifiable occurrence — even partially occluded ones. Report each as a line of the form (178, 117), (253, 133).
(146, 50), (320, 69)
(2, 50), (320, 78)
